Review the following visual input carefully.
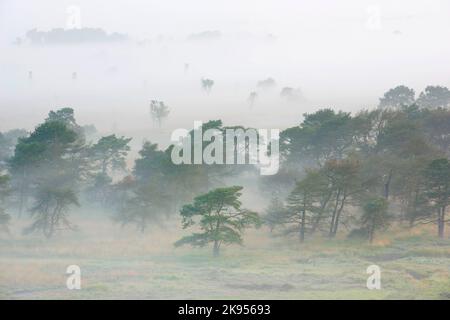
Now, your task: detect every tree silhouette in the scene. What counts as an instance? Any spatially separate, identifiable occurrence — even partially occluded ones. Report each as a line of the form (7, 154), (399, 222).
(248, 91), (257, 108)
(416, 86), (450, 109)
(378, 85), (415, 109)
(25, 187), (79, 238)
(175, 186), (260, 256)
(201, 78), (214, 94)
(360, 197), (390, 243)
(150, 100), (170, 127)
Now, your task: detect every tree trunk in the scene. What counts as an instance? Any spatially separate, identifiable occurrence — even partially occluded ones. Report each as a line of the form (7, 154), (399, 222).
(102, 160), (108, 175)
(331, 195), (346, 237)
(300, 209), (306, 243)
(213, 241), (220, 257)
(438, 207), (445, 238)
(329, 190), (341, 238)
(18, 168), (28, 217)
(311, 192), (332, 234)
(384, 169), (393, 199)
(368, 222), (375, 244)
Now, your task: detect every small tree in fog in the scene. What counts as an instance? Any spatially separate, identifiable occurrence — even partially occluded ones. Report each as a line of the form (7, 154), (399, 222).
(25, 186), (79, 238)
(114, 182), (170, 232)
(283, 170), (327, 243)
(248, 91), (257, 108)
(360, 197), (390, 244)
(263, 197), (286, 232)
(201, 78), (214, 94)
(149, 100), (170, 127)
(257, 78), (276, 90)
(280, 87), (304, 103)
(175, 186), (260, 257)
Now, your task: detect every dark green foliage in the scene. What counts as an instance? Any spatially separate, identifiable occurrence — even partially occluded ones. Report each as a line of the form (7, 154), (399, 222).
(280, 109), (356, 167)
(90, 134), (131, 175)
(276, 170), (329, 242)
(360, 197), (390, 243)
(1, 99), (450, 242)
(46, 107), (77, 127)
(175, 186), (260, 256)
(0, 129), (28, 169)
(378, 85), (415, 109)
(416, 85), (450, 109)
(7, 108), (86, 235)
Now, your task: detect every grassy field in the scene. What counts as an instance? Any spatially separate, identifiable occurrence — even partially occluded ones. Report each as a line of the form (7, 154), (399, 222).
(0, 217), (449, 300)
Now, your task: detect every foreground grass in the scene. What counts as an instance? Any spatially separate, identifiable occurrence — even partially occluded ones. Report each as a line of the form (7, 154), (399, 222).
(0, 218), (449, 299)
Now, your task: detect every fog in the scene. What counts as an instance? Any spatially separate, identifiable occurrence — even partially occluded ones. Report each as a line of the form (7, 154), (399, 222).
(1, 1), (450, 300)
(1, 0), (450, 145)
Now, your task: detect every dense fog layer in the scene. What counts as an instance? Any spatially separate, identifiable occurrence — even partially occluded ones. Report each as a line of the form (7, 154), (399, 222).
(1, 0), (450, 300)
(1, 0), (450, 145)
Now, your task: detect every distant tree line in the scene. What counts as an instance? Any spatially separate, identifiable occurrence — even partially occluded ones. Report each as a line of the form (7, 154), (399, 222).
(25, 28), (128, 45)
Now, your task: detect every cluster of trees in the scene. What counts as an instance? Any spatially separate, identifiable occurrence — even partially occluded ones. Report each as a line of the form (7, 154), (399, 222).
(248, 78), (305, 108)
(0, 108), (133, 237)
(263, 86), (450, 243)
(378, 85), (450, 109)
(0, 84), (449, 256)
(0, 112), (258, 241)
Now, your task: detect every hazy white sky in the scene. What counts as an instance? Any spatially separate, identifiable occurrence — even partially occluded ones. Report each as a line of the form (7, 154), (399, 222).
(1, 0), (449, 136)
(1, 0), (449, 40)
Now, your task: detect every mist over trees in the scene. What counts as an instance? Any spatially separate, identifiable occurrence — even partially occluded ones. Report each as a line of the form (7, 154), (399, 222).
(0, 84), (449, 251)
(2, 1), (450, 301)
(263, 85), (450, 242)
(378, 85), (415, 109)
(378, 85), (450, 110)
(280, 87), (304, 103)
(257, 78), (276, 90)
